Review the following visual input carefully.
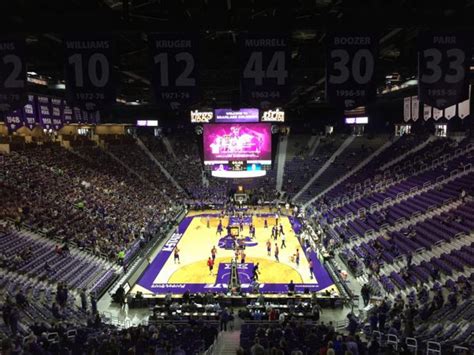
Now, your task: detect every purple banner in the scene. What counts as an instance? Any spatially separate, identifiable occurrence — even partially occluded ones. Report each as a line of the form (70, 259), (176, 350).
(4, 108), (23, 132)
(148, 33), (199, 110)
(73, 107), (84, 123)
(37, 96), (52, 129)
(22, 94), (37, 130)
(63, 101), (73, 124)
(418, 31), (471, 109)
(326, 32), (377, 110)
(51, 98), (63, 131)
(64, 35), (116, 111)
(0, 38), (27, 113)
(240, 33), (290, 107)
(214, 108), (259, 123)
(203, 123), (271, 163)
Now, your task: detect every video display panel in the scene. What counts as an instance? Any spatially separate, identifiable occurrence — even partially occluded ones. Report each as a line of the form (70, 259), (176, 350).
(203, 123), (271, 164)
(214, 108), (259, 123)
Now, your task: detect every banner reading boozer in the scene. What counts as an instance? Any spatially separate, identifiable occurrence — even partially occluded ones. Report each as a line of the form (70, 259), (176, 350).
(418, 32), (471, 109)
(64, 35), (116, 111)
(23, 94), (37, 130)
(50, 98), (63, 131)
(148, 33), (199, 110)
(0, 38), (27, 113)
(4, 109), (23, 132)
(240, 33), (290, 107)
(326, 33), (377, 110)
(37, 96), (52, 129)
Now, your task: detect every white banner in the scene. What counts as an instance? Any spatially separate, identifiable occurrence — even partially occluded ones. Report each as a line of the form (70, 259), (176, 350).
(423, 104), (432, 121)
(433, 107), (443, 120)
(411, 96), (419, 121)
(458, 97), (470, 119)
(404, 97), (411, 122)
(444, 105), (456, 120)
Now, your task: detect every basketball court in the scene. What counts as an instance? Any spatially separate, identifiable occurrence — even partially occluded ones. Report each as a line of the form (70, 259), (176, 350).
(133, 209), (338, 295)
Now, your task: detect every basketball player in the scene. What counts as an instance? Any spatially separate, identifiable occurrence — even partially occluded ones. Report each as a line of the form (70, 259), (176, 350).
(274, 244), (279, 262)
(309, 259), (314, 279)
(264, 219), (268, 228)
(207, 216), (210, 228)
(272, 226), (277, 241)
(211, 246), (217, 261)
(241, 251), (246, 264)
(295, 252), (300, 267)
(281, 233), (286, 249)
(266, 240), (272, 257)
(252, 263), (260, 281)
(207, 257), (214, 275)
(279, 224), (284, 236)
(216, 220), (223, 236)
(174, 247), (180, 264)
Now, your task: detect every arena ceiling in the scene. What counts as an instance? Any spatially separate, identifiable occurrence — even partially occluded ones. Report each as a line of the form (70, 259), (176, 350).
(1, 0), (474, 121)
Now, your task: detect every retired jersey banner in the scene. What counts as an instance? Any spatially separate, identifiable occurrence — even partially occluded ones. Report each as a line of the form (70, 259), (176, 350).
(4, 109), (23, 132)
(0, 38), (27, 113)
(64, 35), (116, 111)
(23, 94), (37, 130)
(37, 96), (52, 129)
(148, 33), (199, 110)
(458, 94), (470, 119)
(418, 32), (470, 109)
(63, 102), (73, 124)
(240, 33), (290, 107)
(51, 98), (63, 130)
(326, 33), (377, 110)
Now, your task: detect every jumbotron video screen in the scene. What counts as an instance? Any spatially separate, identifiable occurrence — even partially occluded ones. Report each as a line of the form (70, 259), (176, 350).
(203, 123), (272, 165)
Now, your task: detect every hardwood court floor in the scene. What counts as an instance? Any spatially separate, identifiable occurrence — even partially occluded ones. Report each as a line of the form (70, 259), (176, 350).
(155, 211), (314, 285)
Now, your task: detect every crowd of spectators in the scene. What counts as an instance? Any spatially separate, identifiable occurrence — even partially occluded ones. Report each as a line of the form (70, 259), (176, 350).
(0, 143), (181, 261)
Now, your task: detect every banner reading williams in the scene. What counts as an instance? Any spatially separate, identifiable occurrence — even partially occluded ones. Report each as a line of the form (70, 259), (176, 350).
(0, 38), (27, 113)
(240, 33), (290, 107)
(64, 35), (116, 111)
(148, 33), (199, 110)
(326, 33), (377, 110)
(418, 31), (471, 109)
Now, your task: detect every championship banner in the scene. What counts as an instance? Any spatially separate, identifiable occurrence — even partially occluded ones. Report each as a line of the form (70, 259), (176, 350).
(4, 109), (23, 132)
(148, 33), (199, 110)
(23, 94), (37, 130)
(403, 97), (411, 122)
(82, 110), (100, 124)
(73, 107), (84, 123)
(326, 33), (377, 109)
(0, 38), (27, 113)
(411, 96), (419, 121)
(240, 33), (290, 107)
(37, 96), (52, 129)
(423, 104), (432, 121)
(433, 107), (443, 121)
(63, 102), (73, 124)
(64, 35), (116, 111)
(458, 96), (470, 119)
(418, 32), (470, 109)
(444, 105), (456, 120)
(51, 98), (63, 131)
